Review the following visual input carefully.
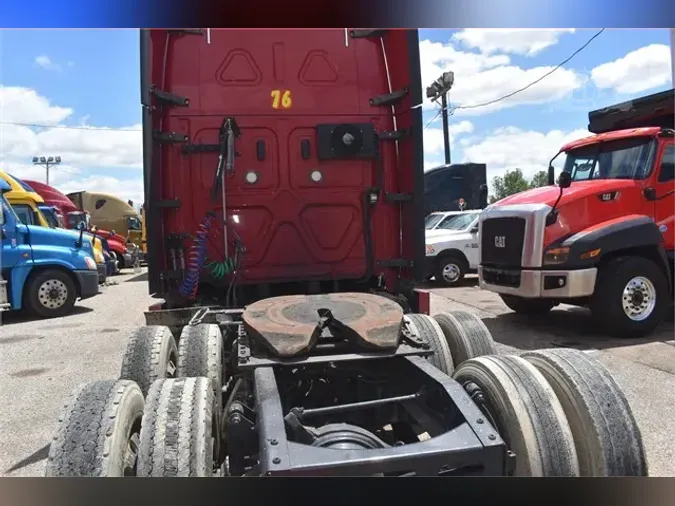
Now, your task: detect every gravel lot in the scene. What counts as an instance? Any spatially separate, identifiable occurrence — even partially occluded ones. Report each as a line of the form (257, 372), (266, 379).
(1, 270), (673, 476)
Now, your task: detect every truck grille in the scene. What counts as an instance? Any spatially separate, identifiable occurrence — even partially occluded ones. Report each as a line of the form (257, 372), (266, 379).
(481, 217), (526, 268)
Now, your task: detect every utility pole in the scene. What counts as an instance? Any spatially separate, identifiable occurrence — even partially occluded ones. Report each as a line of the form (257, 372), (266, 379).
(426, 71), (454, 165)
(32, 156), (61, 185)
(670, 29), (674, 86)
(440, 93), (451, 164)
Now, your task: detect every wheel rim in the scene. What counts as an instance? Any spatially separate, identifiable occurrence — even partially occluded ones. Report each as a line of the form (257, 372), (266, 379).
(167, 352), (177, 378)
(622, 276), (656, 321)
(37, 279), (69, 309)
(123, 431), (140, 476)
(442, 263), (460, 283)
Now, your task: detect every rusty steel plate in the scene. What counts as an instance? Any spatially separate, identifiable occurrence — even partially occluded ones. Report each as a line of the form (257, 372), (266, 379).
(242, 292), (404, 358)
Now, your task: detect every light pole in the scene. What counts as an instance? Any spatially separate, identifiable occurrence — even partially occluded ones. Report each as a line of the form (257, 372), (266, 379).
(32, 156), (61, 185)
(426, 71), (455, 165)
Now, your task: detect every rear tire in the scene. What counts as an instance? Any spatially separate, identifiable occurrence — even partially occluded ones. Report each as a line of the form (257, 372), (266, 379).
(24, 269), (77, 319)
(590, 256), (668, 338)
(435, 255), (467, 287)
(453, 355), (579, 476)
(137, 377), (217, 477)
(120, 326), (178, 396)
(433, 311), (497, 366)
(177, 324), (224, 461)
(405, 314), (454, 375)
(523, 349), (647, 476)
(45, 380), (144, 476)
(500, 294), (555, 315)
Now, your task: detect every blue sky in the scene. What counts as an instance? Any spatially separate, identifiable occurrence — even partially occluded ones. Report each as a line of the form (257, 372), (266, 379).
(0, 29), (672, 202)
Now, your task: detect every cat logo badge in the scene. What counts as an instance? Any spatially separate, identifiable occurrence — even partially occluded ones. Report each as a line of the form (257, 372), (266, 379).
(495, 236), (506, 248)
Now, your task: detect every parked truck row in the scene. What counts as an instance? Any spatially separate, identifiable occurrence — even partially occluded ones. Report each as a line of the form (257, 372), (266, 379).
(0, 172), (147, 317)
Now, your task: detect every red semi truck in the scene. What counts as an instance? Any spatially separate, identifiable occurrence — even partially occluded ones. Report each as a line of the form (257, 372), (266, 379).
(24, 179), (134, 272)
(479, 88), (674, 338)
(45, 29), (646, 478)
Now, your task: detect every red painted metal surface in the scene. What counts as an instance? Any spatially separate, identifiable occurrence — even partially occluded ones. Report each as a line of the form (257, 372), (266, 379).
(147, 29), (421, 291)
(493, 137), (675, 252)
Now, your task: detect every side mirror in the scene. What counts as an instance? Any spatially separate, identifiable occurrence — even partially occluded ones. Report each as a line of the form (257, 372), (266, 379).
(547, 165), (555, 185)
(470, 226), (479, 234)
(557, 171), (572, 189)
(77, 222), (86, 231)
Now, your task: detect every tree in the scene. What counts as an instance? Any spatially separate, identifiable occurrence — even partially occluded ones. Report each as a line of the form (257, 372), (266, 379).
(529, 170), (549, 189)
(489, 168), (530, 203)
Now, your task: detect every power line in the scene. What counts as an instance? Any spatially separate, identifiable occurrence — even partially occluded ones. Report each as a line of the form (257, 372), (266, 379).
(0, 121), (141, 131)
(422, 28), (605, 130)
(451, 28), (605, 112)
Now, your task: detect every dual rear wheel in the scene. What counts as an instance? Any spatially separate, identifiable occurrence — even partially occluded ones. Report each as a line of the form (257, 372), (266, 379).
(45, 323), (225, 477)
(406, 311), (647, 476)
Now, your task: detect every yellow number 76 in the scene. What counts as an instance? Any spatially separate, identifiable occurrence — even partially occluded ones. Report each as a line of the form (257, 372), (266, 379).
(271, 89), (292, 109)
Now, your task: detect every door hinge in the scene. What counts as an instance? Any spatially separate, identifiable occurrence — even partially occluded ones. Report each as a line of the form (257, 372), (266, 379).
(377, 258), (413, 268)
(370, 88), (409, 107)
(151, 87), (190, 107)
(350, 30), (386, 39)
(156, 199), (181, 209)
(377, 129), (410, 141)
(181, 143), (220, 155)
(385, 193), (412, 202)
(153, 131), (188, 144)
(168, 29), (203, 36)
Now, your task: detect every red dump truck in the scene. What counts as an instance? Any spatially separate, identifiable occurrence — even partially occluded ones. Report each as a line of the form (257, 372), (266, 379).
(479, 89), (674, 338)
(45, 29), (646, 478)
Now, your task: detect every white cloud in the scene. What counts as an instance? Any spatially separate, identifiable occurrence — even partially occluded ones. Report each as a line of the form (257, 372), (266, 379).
(418, 33), (584, 116)
(1, 160), (81, 187)
(590, 44), (672, 94)
(0, 86), (142, 169)
(452, 29), (576, 56)
(423, 120), (474, 156)
(460, 126), (592, 182)
(35, 55), (62, 72)
(0, 86), (143, 204)
(0, 86), (72, 125)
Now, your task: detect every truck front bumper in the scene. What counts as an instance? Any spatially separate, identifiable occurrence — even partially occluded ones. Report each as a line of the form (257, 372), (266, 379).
(74, 270), (100, 300)
(97, 263), (107, 284)
(478, 266), (598, 299)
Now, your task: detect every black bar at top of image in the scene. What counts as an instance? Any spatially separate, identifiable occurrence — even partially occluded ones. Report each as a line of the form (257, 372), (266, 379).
(120, 0), (675, 28)
(2, 477), (675, 506)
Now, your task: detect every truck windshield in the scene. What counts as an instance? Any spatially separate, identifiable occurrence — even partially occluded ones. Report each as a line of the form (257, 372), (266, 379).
(1, 196), (18, 225)
(126, 216), (142, 230)
(67, 212), (90, 229)
(557, 136), (655, 182)
(38, 206), (59, 229)
(425, 214), (444, 229)
(437, 212), (479, 230)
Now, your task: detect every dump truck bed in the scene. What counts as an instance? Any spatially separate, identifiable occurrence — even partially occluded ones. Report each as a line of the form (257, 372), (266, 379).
(588, 88), (674, 134)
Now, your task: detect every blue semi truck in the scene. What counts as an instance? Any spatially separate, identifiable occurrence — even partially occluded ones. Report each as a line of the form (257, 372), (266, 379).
(0, 178), (100, 318)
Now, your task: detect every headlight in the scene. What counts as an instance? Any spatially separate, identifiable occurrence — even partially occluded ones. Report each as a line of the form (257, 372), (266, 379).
(543, 246), (569, 265)
(84, 256), (98, 270)
(426, 244), (436, 255)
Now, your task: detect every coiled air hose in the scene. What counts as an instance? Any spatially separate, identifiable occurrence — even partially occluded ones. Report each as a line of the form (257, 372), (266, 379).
(178, 212), (241, 300)
(179, 213), (215, 300)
